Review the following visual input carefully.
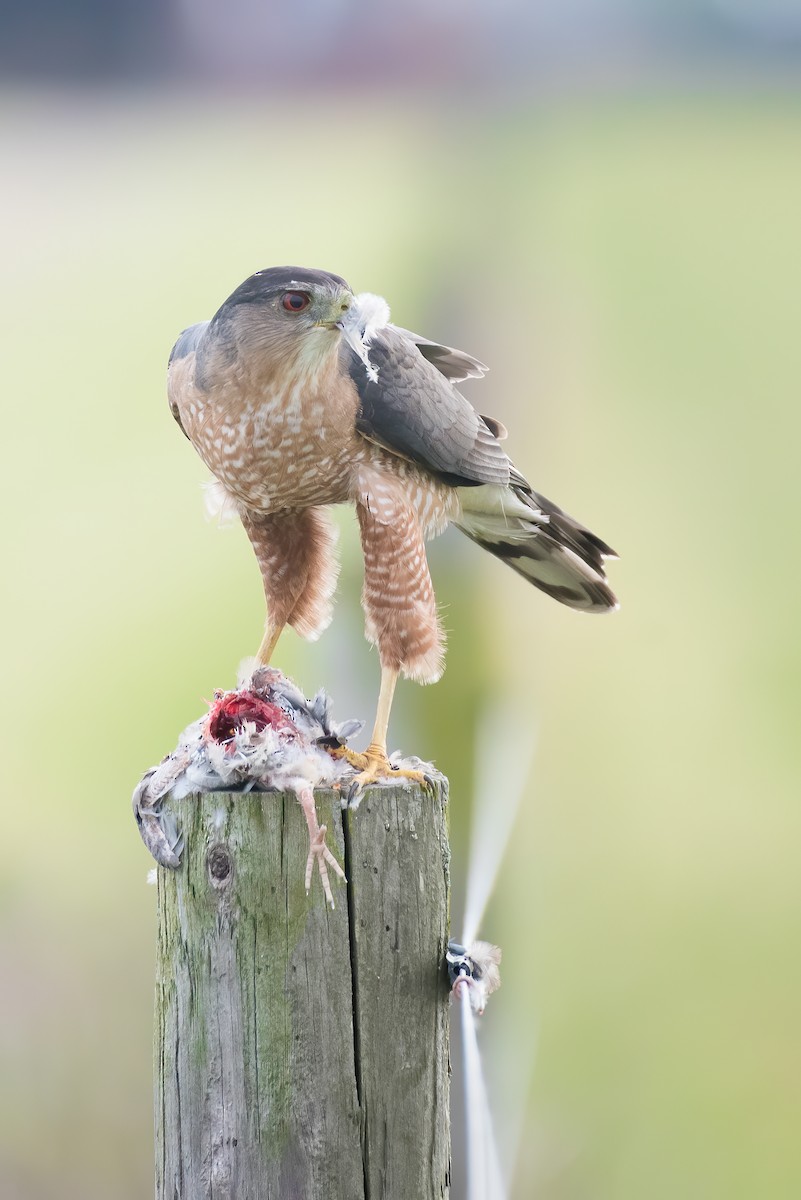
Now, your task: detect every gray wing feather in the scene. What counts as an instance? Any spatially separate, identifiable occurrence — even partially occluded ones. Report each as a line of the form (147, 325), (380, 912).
(346, 327), (510, 489)
(169, 321), (208, 366)
(167, 322), (208, 437)
(389, 325), (488, 382)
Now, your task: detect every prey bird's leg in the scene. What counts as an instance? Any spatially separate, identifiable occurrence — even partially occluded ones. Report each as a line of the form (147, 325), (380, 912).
(296, 786), (346, 909)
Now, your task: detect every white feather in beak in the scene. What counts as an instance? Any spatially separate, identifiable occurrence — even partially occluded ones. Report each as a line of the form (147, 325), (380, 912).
(339, 291), (391, 383)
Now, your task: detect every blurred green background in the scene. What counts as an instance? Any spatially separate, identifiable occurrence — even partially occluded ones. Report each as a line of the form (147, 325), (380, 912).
(2, 23), (800, 1200)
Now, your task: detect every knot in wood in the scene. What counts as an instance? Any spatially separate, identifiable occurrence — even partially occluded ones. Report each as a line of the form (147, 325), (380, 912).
(207, 843), (233, 888)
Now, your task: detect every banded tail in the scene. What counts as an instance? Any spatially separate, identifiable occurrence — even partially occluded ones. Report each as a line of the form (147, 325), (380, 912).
(455, 483), (618, 613)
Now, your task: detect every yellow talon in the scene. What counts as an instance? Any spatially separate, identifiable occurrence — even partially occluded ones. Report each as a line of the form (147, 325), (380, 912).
(324, 666), (435, 804)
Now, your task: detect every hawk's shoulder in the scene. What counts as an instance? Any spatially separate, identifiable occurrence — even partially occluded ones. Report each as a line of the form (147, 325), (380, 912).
(169, 321), (208, 366)
(345, 326), (510, 490)
(168, 322), (209, 438)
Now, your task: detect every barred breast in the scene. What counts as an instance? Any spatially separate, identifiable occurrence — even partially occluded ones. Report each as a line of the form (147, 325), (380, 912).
(171, 353), (365, 512)
(171, 349), (457, 531)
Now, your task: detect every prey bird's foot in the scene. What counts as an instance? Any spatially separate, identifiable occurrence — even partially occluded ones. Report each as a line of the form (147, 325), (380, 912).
(343, 744), (435, 807)
(305, 823), (346, 909)
(296, 786), (345, 909)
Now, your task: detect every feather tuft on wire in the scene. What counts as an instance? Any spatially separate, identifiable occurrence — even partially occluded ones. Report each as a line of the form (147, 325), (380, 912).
(446, 938), (503, 1017)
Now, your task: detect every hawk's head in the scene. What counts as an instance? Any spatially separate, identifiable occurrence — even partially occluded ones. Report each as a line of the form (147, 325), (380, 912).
(201, 266), (392, 386)
(199, 266), (357, 382)
(211, 266), (353, 347)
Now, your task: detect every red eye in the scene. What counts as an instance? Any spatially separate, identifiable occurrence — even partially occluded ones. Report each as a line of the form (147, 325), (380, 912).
(281, 291), (311, 312)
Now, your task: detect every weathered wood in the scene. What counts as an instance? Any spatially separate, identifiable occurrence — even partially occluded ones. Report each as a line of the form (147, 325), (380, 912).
(345, 785), (452, 1198)
(154, 781), (450, 1200)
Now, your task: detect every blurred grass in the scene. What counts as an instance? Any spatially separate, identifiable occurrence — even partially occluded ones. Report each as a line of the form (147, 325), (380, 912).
(1, 88), (799, 1198)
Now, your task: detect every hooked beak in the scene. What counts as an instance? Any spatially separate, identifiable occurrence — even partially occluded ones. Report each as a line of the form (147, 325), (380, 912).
(314, 291), (353, 332)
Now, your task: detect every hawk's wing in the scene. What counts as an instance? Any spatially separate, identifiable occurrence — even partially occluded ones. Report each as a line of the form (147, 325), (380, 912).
(167, 322), (208, 438)
(388, 325), (488, 383)
(345, 327), (511, 489)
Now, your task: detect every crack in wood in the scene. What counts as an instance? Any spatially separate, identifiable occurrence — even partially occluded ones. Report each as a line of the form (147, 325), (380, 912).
(342, 802), (371, 1200)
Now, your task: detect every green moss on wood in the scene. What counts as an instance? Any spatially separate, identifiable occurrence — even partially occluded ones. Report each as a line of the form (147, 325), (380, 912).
(154, 783), (450, 1199)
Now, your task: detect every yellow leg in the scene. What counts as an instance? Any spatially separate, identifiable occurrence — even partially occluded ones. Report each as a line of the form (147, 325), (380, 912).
(328, 666), (433, 800)
(364, 664), (398, 760)
(256, 622), (284, 666)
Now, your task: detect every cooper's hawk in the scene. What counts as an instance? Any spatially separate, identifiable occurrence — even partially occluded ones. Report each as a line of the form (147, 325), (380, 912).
(168, 266), (617, 791)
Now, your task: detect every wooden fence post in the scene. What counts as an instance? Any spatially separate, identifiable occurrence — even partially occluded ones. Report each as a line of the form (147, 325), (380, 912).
(153, 780), (451, 1199)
